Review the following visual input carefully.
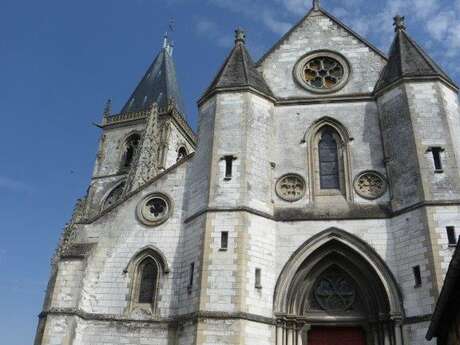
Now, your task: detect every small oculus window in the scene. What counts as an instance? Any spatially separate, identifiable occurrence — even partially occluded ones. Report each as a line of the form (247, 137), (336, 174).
(136, 193), (172, 226)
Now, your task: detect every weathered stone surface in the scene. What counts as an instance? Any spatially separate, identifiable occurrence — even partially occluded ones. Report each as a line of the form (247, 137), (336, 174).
(35, 3), (460, 345)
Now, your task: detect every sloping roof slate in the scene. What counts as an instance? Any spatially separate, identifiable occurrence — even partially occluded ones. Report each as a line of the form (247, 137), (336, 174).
(202, 41), (274, 100)
(375, 29), (457, 92)
(121, 44), (186, 116)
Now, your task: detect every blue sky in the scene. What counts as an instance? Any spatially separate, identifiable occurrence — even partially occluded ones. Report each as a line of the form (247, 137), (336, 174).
(1, 0), (459, 343)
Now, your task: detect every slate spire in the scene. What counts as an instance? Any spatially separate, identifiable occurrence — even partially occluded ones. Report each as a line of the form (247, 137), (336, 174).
(200, 28), (274, 102)
(375, 15), (457, 92)
(120, 35), (186, 116)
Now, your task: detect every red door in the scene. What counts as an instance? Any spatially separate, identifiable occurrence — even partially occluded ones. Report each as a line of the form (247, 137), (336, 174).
(308, 327), (366, 345)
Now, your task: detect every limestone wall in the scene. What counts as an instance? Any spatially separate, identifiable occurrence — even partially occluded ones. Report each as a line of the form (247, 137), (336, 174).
(259, 11), (386, 98)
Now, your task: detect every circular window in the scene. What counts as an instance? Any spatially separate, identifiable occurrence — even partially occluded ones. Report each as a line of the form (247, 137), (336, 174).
(137, 193), (172, 226)
(276, 174), (306, 202)
(294, 51), (350, 93)
(354, 171), (387, 200)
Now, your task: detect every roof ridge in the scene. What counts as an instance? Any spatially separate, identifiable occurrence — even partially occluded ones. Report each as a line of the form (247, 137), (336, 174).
(240, 43), (250, 85)
(395, 31), (404, 78)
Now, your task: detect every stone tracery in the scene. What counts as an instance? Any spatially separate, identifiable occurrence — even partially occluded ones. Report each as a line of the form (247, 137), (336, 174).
(274, 229), (404, 345)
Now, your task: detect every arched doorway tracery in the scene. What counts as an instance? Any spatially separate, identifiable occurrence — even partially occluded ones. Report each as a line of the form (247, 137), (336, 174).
(274, 228), (404, 345)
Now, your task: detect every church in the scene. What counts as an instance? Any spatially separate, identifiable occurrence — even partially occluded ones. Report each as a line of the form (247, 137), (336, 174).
(34, 1), (460, 345)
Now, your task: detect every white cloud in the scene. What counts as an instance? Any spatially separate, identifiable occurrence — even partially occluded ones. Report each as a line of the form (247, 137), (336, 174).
(0, 176), (33, 193)
(199, 0), (460, 66)
(261, 10), (292, 35)
(274, 0), (310, 15)
(207, 0), (294, 35)
(194, 18), (233, 48)
(426, 11), (453, 41)
(412, 0), (440, 20)
(331, 7), (350, 18)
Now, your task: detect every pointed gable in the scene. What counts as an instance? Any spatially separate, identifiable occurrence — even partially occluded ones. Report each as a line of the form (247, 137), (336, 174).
(121, 39), (186, 116)
(257, 5), (387, 98)
(375, 20), (457, 92)
(200, 29), (274, 102)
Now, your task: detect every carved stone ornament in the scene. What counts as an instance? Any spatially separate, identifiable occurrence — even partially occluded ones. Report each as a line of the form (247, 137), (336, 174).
(354, 171), (387, 200)
(314, 270), (356, 311)
(276, 174), (306, 202)
(103, 182), (125, 210)
(294, 51), (350, 93)
(136, 193), (172, 226)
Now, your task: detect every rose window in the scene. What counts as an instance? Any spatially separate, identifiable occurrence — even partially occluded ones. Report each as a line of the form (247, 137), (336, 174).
(137, 193), (172, 226)
(276, 174), (306, 202)
(303, 57), (344, 90)
(294, 51), (350, 93)
(314, 271), (356, 311)
(354, 171), (387, 200)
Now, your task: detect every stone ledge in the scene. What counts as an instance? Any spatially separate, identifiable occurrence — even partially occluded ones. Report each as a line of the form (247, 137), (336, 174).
(39, 308), (276, 326)
(185, 200), (460, 223)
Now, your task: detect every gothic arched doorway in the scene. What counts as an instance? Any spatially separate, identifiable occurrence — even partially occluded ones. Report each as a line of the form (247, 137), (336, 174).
(274, 229), (404, 345)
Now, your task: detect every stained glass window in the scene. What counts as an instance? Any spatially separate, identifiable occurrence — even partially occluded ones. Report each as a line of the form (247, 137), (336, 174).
(314, 269), (356, 311)
(319, 129), (340, 189)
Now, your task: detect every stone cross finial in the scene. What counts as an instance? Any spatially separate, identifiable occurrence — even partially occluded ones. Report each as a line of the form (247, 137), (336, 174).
(393, 15), (406, 32)
(103, 98), (112, 117)
(313, 0), (321, 10)
(235, 27), (246, 45)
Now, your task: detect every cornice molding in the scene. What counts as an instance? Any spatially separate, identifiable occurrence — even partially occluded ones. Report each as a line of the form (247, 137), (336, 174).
(374, 76), (459, 97)
(101, 104), (197, 145)
(184, 200), (460, 224)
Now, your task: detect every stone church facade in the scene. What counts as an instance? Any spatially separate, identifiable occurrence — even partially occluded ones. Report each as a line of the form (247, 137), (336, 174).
(35, 2), (460, 345)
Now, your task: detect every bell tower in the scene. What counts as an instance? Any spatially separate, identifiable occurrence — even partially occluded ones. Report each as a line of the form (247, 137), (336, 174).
(83, 36), (196, 219)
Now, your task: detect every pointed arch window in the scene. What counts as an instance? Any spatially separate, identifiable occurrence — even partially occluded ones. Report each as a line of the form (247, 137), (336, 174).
(319, 129), (340, 189)
(308, 120), (351, 199)
(121, 133), (141, 170)
(137, 258), (159, 304)
(127, 247), (169, 314)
